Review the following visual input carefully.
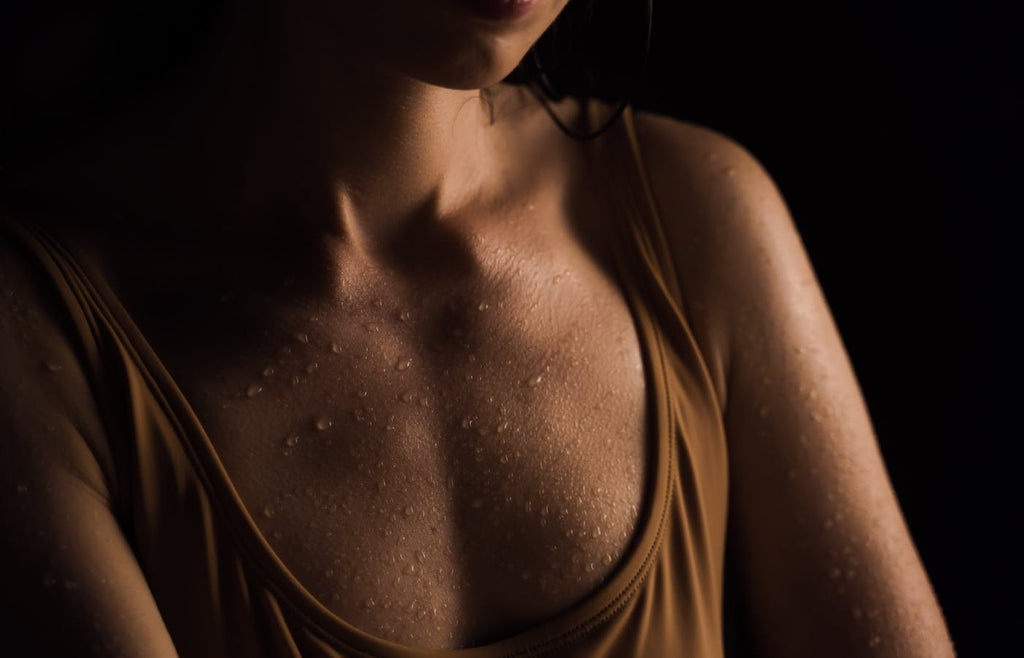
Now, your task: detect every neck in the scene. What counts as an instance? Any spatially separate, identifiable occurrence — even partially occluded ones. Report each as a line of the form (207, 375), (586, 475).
(22, 2), (534, 253)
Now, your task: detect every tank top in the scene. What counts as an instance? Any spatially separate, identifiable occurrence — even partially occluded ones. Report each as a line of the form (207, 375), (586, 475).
(0, 103), (729, 657)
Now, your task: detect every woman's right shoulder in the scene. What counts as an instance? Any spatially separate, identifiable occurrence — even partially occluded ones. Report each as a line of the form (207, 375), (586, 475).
(0, 220), (115, 504)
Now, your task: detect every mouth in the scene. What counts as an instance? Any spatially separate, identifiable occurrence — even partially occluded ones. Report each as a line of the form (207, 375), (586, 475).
(454, 0), (540, 23)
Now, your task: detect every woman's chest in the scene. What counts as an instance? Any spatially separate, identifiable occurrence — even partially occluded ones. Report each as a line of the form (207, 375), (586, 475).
(121, 217), (651, 649)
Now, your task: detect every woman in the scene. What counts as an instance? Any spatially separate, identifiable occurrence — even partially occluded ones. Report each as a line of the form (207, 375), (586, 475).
(0, 1), (954, 656)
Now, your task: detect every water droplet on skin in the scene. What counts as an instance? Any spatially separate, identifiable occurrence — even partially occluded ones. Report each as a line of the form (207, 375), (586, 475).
(325, 568), (334, 577)
(499, 454), (510, 464)
(526, 373), (544, 387)
(400, 391), (415, 403)
(284, 435), (299, 448)
(396, 358), (412, 371)
(585, 562), (596, 572)
(279, 345), (292, 355)
(496, 421), (509, 434)
(398, 309), (412, 322)
(403, 563), (418, 576)
(540, 504), (550, 516)
(415, 549), (427, 563)
(330, 341), (343, 353)
(293, 332), (310, 344)
(602, 553), (613, 565)
(461, 416), (475, 430)
(42, 361), (63, 373)
(246, 384), (263, 398)
(305, 362), (319, 374)
(262, 504), (274, 518)
(357, 390), (369, 399)
(291, 375), (303, 387)
(403, 505), (414, 517)
(315, 415), (333, 431)
(477, 302), (489, 312)
(363, 597), (376, 609)
(262, 366), (275, 378)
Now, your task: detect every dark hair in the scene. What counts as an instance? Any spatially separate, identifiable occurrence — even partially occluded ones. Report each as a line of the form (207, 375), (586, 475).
(510, 0), (653, 139)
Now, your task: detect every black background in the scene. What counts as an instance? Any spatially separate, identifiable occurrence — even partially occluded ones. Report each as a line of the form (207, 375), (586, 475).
(617, 1), (1018, 655)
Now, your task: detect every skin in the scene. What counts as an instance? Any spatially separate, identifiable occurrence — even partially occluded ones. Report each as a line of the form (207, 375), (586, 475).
(0, 0), (955, 655)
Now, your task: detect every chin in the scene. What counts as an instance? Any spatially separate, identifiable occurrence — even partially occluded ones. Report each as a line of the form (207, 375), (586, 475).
(369, 0), (567, 91)
(405, 35), (528, 90)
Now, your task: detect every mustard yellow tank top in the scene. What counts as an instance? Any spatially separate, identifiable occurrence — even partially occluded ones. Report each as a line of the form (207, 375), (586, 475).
(1, 104), (729, 657)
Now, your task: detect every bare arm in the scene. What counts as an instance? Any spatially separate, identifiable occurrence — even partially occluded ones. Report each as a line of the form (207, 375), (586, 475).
(632, 114), (955, 657)
(0, 244), (179, 657)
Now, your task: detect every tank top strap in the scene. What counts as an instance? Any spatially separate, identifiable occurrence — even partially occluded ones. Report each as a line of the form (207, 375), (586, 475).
(0, 215), (138, 521)
(584, 101), (686, 307)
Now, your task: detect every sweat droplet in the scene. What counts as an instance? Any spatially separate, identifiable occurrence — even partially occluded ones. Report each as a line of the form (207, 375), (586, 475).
(395, 358), (412, 372)
(246, 384), (263, 398)
(403, 505), (414, 517)
(477, 302), (489, 311)
(314, 416), (333, 431)
(262, 366), (275, 378)
(42, 361), (62, 373)
(293, 332), (310, 344)
(284, 435), (299, 448)
(398, 309), (411, 322)
(305, 362), (319, 374)
(400, 391), (415, 403)
(262, 504), (274, 518)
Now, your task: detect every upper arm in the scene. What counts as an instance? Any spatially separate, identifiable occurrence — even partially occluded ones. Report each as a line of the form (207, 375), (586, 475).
(0, 244), (179, 657)
(630, 114), (955, 657)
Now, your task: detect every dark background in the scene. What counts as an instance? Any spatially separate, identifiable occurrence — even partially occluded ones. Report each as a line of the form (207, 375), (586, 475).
(619, 1), (1018, 655)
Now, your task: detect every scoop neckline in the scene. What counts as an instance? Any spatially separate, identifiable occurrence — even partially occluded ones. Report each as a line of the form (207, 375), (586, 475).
(21, 107), (675, 657)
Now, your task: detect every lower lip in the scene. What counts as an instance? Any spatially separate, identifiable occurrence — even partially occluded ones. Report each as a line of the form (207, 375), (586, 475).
(457, 0), (539, 22)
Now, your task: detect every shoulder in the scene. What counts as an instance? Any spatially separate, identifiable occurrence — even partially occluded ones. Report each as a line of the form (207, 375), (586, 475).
(624, 110), (811, 409)
(0, 223), (114, 503)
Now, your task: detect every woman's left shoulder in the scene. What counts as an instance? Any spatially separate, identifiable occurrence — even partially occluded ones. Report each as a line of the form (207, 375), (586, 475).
(627, 108), (787, 231)
(625, 110), (804, 405)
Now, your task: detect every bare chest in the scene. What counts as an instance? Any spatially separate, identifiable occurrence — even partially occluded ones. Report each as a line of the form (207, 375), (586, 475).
(119, 219), (649, 649)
